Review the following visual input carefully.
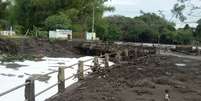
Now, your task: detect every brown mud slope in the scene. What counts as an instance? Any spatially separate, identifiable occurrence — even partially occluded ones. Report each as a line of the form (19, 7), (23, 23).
(47, 55), (201, 101)
(0, 38), (82, 57)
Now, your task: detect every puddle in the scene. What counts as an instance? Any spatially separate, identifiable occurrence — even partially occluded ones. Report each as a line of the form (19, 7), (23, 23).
(175, 63), (186, 67)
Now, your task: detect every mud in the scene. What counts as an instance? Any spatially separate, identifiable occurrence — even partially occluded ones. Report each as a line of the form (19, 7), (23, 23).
(0, 38), (84, 62)
(47, 55), (201, 101)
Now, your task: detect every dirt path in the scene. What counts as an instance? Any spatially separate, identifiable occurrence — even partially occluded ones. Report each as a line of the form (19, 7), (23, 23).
(47, 54), (201, 101)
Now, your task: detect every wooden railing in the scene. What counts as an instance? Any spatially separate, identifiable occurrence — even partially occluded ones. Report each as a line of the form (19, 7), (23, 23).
(0, 50), (124, 101)
(0, 47), (156, 101)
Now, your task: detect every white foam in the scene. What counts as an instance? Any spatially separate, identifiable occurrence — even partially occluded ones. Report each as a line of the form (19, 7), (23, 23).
(175, 63), (186, 67)
(0, 56), (114, 101)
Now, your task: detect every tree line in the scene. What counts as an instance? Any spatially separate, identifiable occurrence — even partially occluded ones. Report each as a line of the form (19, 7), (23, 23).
(0, 0), (201, 45)
(102, 14), (201, 45)
(0, 0), (113, 36)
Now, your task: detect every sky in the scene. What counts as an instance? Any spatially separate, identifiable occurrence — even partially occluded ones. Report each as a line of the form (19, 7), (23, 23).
(104, 0), (201, 28)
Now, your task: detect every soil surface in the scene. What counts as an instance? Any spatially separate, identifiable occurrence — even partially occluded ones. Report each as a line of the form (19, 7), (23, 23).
(0, 38), (83, 58)
(47, 54), (201, 101)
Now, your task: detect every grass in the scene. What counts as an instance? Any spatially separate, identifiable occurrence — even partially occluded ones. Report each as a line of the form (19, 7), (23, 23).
(0, 35), (28, 39)
(0, 54), (41, 62)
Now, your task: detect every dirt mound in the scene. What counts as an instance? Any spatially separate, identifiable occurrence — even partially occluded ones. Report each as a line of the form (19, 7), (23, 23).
(47, 55), (201, 101)
(0, 38), (83, 59)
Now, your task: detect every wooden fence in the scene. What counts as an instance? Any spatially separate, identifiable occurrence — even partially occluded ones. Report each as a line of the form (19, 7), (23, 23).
(0, 47), (156, 101)
(0, 50), (128, 101)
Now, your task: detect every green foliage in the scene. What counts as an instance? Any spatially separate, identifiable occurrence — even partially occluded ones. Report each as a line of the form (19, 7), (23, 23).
(105, 23), (121, 41)
(104, 13), (195, 45)
(44, 13), (71, 30)
(0, 0), (198, 45)
(10, 0), (112, 33)
(30, 26), (48, 38)
(104, 13), (176, 43)
(171, 3), (186, 22)
(195, 20), (201, 42)
(0, 0), (10, 19)
(36, 31), (49, 38)
(160, 28), (176, 44)
(95, 18), (109, 40)
(175, 28), (193, 44)
(14, 25), (24, 35)
(0, 0), (10, 29)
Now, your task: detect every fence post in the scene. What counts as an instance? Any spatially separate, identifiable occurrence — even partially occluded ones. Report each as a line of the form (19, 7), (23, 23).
(104, 53), (109, 69)
(58, 67), (65, 94)
(115, 51), (121, 64)
(135, 48), (138, 59)
(196, 46), (200, 55)
(156, 44), (160, 55)
(25, 78), (35, 101)
(155, 46), (160, 63)
(141, 47), (145, 56)
(124, 49), (129, 60)
(92, 56), (99, 72)
(78, 61), (84, 81)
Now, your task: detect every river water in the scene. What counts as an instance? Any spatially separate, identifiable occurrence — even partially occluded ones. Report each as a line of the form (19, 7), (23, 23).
(0, 56), (114, 101)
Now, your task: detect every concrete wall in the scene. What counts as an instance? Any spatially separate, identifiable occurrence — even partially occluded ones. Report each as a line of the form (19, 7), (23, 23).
(0, 31), (16, 36)
(49, 30), (72, 39)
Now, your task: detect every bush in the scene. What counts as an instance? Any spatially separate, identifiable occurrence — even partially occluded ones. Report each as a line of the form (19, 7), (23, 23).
(44, 13), (71, 30)
(37, 31), (48, 38)
(14, 25), (24, 35)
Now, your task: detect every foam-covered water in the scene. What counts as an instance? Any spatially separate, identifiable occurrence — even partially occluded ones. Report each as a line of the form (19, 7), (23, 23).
(0, 56), (114, 101)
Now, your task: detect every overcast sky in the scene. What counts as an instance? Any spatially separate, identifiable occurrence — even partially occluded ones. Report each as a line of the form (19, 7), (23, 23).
(104, 0), (201, 28)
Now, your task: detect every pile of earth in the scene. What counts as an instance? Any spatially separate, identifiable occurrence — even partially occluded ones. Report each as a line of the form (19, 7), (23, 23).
(47, 55), (201, 101)
(0, 38), (84, 61)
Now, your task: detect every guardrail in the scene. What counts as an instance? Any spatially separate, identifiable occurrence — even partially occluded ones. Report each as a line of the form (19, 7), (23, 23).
(0, 47), (156, 101)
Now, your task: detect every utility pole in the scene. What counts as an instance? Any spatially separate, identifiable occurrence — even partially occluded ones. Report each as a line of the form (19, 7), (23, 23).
(157, 33), (161, 55)
(92, 5), (95, 33)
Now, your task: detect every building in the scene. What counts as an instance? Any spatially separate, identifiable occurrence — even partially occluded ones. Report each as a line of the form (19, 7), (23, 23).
(85, 32), (96, 40)
(49, 29), (72, 39)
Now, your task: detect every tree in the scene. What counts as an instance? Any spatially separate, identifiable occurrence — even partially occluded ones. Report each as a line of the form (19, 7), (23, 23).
(0, 0), (10, 29)
(44, 13), (71, 30)
(104, 13), (177, 43)
(195, 19), (201, 42)
(12, 0), (59, 31)
(0, 0), (10, 19)
(175, 28), (194, 44)
(132, 13), (175, 43)
(172, 0), (201, 22)
(105, 15), (134, 40)
(171, 3), (186, 22)
(10, 0), (113, 34)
